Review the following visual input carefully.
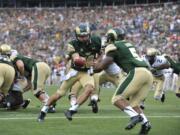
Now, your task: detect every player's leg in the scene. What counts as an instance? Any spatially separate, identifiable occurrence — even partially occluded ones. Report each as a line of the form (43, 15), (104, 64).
(112, 68), (153, 131)
(130, 81), (153, 135)
(153, 76), (165, 102)
(175, 74), (180, 98)
(69, 81), (82, 106)
(1, 64), (15, 102)
(38, 69), (79, 122)
(64, 72), (96, 120)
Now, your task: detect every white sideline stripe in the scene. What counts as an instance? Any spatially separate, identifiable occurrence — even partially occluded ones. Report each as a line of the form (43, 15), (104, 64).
(0, 115), (180, 120)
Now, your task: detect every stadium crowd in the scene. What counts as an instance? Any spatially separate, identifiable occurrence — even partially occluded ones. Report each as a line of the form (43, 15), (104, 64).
(0, 4), (179, 65)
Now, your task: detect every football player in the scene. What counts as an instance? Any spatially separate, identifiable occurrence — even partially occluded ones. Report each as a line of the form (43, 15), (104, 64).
(0, 77), (31, 110)
(68, 39), (126, 108)
(92, 28), (153, 135)
(142, 48), (170, 102)
(10, 51), (55, 112)
(0, 44), (16, 104)
(165, 55), (180, 98)
(38, 23), (102, 122)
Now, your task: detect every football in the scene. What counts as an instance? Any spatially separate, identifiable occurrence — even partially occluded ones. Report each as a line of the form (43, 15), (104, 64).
(73, 57), (86, 67)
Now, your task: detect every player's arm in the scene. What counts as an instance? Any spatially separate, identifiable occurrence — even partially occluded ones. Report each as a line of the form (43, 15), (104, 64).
(153, 57), (170, 70)
(94, 44), (116, 72)
(15, 60), (25, 76)
(165, 55), (180, 73)
(67, 43), (86, 67)
(93, 55), (114, 73)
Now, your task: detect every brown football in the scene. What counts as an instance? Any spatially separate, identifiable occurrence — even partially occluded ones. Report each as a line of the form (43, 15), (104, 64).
(74, 57), (86, 67)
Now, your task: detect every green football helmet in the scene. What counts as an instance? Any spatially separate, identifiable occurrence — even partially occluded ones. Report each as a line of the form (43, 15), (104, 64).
(106, 28), (126, 43)
(75, 23), (90, 43)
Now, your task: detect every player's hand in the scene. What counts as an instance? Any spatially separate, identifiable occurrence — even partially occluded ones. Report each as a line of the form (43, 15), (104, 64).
(73, 56), (86, 67)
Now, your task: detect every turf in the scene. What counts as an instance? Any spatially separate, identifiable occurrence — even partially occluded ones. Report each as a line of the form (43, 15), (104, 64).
(0, 85), (179, 135)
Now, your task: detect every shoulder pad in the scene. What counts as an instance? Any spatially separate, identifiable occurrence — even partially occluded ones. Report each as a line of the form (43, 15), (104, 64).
(67, 44), (75, 53)
(105, 44), (117, 54)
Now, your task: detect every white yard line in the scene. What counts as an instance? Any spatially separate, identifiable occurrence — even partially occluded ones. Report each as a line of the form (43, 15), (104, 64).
(0, 115), (180, 120)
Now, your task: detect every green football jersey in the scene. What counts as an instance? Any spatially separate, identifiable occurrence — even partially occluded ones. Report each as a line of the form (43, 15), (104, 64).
(69, 35), (101, 57)
(106, 40), (148, 73)
(68, 35), (101, 70)
(12, 54), (38, 73)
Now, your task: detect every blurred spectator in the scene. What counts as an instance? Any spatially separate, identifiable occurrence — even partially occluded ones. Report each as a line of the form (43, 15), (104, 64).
(0, 4), (179, 66)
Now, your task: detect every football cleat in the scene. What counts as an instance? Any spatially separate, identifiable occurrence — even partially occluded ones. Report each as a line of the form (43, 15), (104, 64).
(140, 104), (145, 110)
(48, 104), (56, 113)
(48, 106), (56, 113)
(139, 121), (151, 135)
(91, 100), (98, 113)
(140, 102), (145, 110)
(161, 93), (165, 103)
(37, 111), (46, 122)
(22, 99), (31, 109)
(88, 98), (100, 106)
(125, 115), (143, 130)
(64, 110), (77, 121)
(176, 93), (180, 98)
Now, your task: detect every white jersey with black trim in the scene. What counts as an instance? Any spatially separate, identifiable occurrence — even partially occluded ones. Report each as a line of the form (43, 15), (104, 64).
(142, 55), (168, 77)
(152, 56), (168, 68)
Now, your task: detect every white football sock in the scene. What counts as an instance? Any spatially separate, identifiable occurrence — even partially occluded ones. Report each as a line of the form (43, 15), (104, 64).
(41, 105), (49, 113)
(91, 94), (98, 101)
(140, 113), (148, 124)
(123, 106), (138, 117)
(69, 104), (79, 111)
(70, 96), (77, 106)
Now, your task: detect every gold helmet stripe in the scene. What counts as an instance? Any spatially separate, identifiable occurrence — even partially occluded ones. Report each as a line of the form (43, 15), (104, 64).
(107, 29), (117, 40)
(75, 27), (81, 35)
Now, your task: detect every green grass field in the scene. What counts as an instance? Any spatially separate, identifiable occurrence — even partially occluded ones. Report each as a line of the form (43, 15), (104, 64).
(0, 85), (179, 135)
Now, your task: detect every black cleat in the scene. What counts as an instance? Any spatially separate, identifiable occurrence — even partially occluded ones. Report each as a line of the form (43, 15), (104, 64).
(161, 93), (165, 103)
(37, 111), (46, 122)
(140, 104), (145, 110)
(140, 101), (145, 110)
(22, 99), (31, 109)
(125, 115), (143, 130)
(176, 93), (180, 98)
(64, 110), (77, 121)
(48, 106), (56, 113)
(139, 121), (151, 135)
(91, 100), (98, 113)
(88, 98), (100, 106)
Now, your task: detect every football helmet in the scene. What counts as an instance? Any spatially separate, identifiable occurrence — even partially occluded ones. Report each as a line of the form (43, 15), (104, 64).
(75, 23), (90, 43)
(0, 44), (12, 55)
(146, 48), (159, 56)
(106, 28), (126, 43)
(146, 48), (159, 64)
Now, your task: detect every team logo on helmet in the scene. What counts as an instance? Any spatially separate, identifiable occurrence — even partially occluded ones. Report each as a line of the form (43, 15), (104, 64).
(106, 28), (126, 43)
(75, 23), (91, 43)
